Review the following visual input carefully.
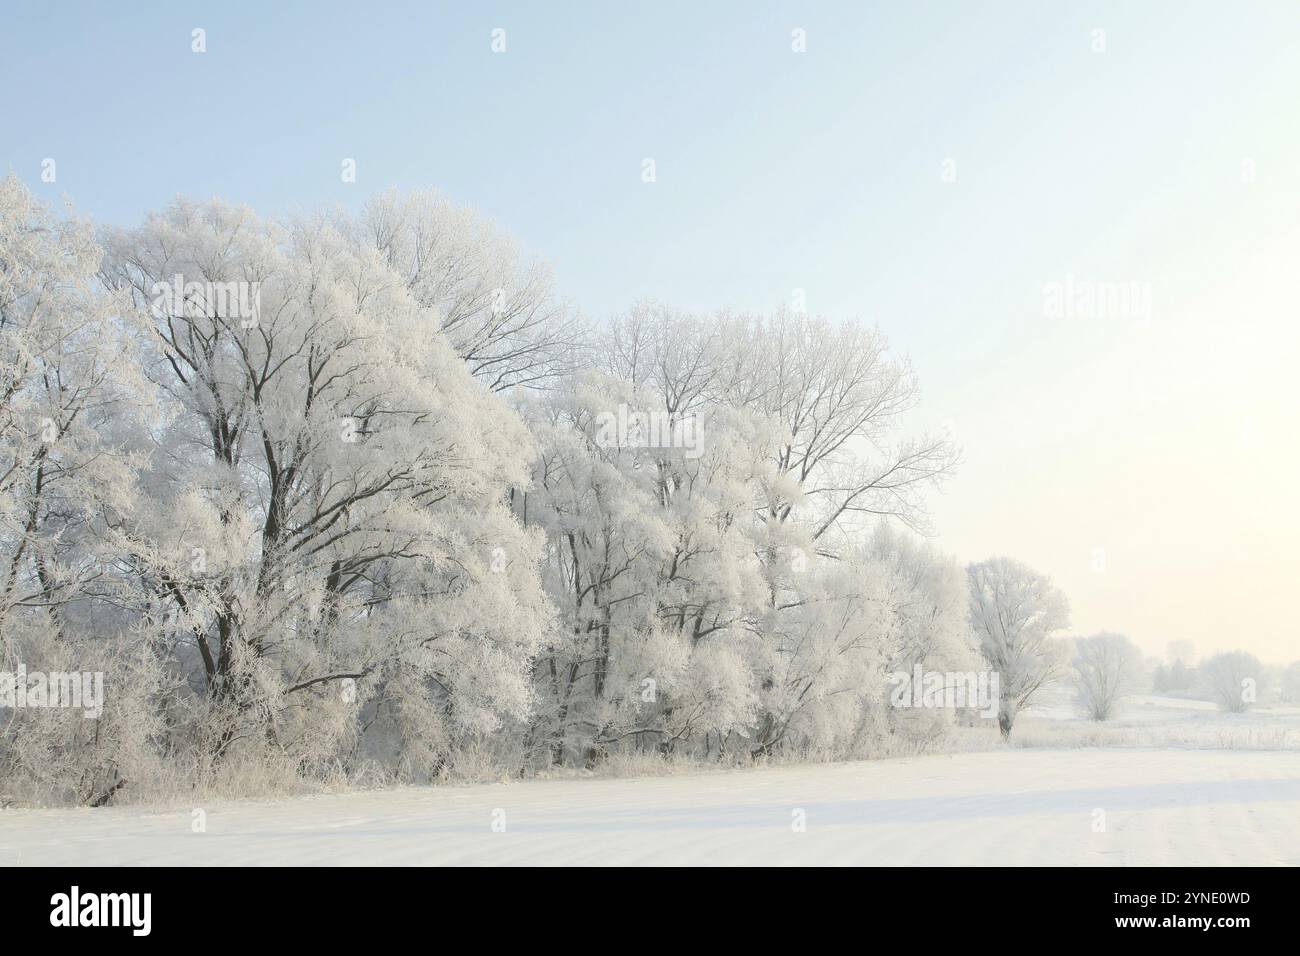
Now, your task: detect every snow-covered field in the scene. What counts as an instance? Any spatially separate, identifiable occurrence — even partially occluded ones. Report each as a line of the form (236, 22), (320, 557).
(4, 748), (1298, 866)
(979, 694), (1300, 751)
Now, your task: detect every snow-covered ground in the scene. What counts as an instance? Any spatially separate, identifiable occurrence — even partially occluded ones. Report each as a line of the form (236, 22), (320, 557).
(4, 748), (1298, 865)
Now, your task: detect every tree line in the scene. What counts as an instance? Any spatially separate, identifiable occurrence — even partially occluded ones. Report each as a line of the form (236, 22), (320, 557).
(0, 176), (1281, 806)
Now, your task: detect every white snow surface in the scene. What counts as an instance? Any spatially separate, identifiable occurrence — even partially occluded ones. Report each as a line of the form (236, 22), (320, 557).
(3, 749), (1298, 866)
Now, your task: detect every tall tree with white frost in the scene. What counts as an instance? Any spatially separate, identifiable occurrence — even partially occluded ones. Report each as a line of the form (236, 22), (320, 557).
(0, 175), (163, 805)
(513, 303), (959, 766)
(349, 189), (585, 392)
(99, 198), (550, 778)
(967, 557), (1070, 738)
(0, 175), (144, 639)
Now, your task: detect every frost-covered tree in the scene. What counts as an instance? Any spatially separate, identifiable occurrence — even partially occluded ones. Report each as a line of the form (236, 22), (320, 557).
(513, 303), (958, 767)
(1071, 632), (1144, 721)
(99, 198), (551, 780)
(0, 175), (144, 639)
(1153, 639), (1196, 693)
(967, 557), (1070, 738)
(1167, 639), (1195, 666)
(349, 189), (585, 392)
(715, 309), (956, 540)
(0, 175), (163, 805)
(867, 525), (972, 674)
(719, 308), (957, 756)
(514, 369), (773, 766)
(1281, 662), (1300, 705)
(750, 553), (900, 758)
(1200, 651), (1262, 713)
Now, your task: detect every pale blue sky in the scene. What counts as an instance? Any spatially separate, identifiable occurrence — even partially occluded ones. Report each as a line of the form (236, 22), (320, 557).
(4, 1), (1299, 661)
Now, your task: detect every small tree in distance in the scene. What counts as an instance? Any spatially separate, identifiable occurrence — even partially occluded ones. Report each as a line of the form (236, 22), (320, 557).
(1071, 632), (1144, 721)
(1281, 662), (1300, 705)
(1201, 651), (1263, 713)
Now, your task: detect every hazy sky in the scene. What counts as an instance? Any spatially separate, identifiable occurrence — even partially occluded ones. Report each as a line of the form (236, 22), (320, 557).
(3, 1), (1297, 662)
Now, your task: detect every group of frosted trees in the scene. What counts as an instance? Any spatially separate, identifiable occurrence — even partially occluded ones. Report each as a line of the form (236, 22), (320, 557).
(0, 175), (1266, 806)
(0, 175), (974, 803)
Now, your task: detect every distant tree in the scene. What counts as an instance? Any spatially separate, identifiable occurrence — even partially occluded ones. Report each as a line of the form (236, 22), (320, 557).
(967, 557), (1070, 738)
(1151, 662), (1169, 693)
(1071, 633), (1144, 720)
(1200, 652), (1263, 713)
(1166, 659), (1195, 692)
(1280, 663), (1300, 705)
